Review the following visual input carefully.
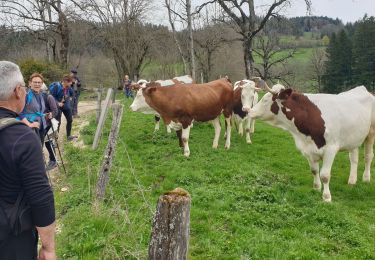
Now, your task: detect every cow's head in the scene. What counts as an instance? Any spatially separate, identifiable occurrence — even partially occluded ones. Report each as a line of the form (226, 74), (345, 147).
(129, 80), (156, 114)
(239, 80), (261, 113)
(249, 82), (286, 121)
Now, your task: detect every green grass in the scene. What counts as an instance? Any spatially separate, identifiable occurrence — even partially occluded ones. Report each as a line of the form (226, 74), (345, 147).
(55, 97), (375, 259)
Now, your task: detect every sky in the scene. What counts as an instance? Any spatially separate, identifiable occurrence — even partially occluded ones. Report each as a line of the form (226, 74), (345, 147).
(286, 0), (375, 23)
(153, 0), (375, 27)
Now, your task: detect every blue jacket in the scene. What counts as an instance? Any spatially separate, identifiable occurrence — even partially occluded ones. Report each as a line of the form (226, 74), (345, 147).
(49, 82), (74, 110)
(19, 90), (47, 129)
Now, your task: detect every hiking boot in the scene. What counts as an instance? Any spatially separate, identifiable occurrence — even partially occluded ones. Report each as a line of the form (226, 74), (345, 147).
(67, 135), (78, 141)
(46, 161), (57, 171)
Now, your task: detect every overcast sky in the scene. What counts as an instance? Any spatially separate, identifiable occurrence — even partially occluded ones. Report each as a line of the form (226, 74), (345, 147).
(286, 0), (374, 23)
(153, 0), (375, 27)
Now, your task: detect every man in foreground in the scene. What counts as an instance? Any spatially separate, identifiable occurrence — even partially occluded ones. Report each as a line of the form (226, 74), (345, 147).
(0, 61), (56, 259)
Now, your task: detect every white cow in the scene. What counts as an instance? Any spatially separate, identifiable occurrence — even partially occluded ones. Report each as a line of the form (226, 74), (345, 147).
(130, 75), (193, 133)
(232, 80), (260, 143)
(249, 81), (375, 202)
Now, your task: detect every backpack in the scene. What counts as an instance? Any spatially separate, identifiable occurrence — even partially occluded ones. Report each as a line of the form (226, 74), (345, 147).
(49, 81), (63, 100)
(0, 118), (32, 247)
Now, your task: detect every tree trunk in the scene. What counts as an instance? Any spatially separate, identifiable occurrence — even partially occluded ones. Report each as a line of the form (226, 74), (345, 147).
(243, 37), (254, 78)
(165, 0), (188, 75)
(186, 0), (196, 80)
(58, 12), (69, 68)
(148, 188), (191, 260)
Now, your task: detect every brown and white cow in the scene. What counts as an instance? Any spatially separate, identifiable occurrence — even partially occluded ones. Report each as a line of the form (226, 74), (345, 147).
(232, 80), (260, 143)
(130, 75), (193, 133)
(249, 81), (375, 202)
(133, 78), (233, 157)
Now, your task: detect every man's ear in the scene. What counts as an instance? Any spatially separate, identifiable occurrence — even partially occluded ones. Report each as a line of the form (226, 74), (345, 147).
(278, 88), (293, 100)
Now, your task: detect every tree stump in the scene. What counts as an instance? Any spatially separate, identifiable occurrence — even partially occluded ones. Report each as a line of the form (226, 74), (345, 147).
(148, 188), (191, 260)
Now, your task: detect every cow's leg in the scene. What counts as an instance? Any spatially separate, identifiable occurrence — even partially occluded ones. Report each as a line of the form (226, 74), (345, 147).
(176, 130), (183, 147)
(250, 116), (255, 134)
(224, 116), (232, 149)
(320, 149), (337, 202)
(245, 114), (252, 144)
(238, 117), (244, 136)
(181, 125), (191, 157)
(154, 115), (160, 132)
(348, 148), (359, 185)
(212, 117), (221, 149)
(363, 135), (375, 182)
(308, 159), (321, 190)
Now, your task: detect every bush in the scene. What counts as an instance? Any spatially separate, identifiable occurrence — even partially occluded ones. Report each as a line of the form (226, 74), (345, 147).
(19, 58), (65, 85)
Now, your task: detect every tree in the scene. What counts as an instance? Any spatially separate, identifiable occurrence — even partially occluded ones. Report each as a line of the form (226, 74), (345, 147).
(253, 29), (295, 81)
(322, 35), (329, 46)
(196, 0), (311, 78)
(323, 30), (352, 93)
(83, 0), (151, 84)
(165, 0), (188, 75)
(193, 4), (230, 82)
(164, 0), (196, 80)
(0, 0), (77, 67)
(309, 48), (326, 92)
(352, 16), (375, 92)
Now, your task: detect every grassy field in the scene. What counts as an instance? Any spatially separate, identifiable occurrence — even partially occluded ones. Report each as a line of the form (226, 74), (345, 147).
(55, 97), (375, 259)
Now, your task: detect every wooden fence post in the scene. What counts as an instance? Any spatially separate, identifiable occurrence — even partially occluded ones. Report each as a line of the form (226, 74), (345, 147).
(96, 85), (103, 124)
(95, 103), (124, 202)
(112, 87), (117, 104)
(92, 88), (113, 150)
(148, 188), (191, 260)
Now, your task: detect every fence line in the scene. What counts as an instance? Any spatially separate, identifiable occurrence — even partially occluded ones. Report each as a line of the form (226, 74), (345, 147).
(92, 88), (113, 150)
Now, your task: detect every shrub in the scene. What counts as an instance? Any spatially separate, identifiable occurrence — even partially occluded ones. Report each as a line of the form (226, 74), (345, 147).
(19, 58), (65, 85)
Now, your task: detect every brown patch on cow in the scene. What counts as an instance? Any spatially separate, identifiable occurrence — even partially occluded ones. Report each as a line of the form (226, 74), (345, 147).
(271, 101), (279, 115)
(277, 88), (326, 148)
(232, 87), (247, 119)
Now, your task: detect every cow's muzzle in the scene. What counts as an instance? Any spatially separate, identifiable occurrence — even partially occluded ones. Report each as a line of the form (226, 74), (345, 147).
(242, 107), (251, 113)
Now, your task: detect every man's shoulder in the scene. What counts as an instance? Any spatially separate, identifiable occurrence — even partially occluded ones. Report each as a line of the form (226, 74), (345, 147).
(0, 121), (35, 145)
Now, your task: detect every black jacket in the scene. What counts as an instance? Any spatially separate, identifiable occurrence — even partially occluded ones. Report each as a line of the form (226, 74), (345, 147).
(0, 108), (55, 227)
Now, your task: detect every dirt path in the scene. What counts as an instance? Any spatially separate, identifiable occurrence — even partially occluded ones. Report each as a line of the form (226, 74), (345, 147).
(46, 100), (97, 178)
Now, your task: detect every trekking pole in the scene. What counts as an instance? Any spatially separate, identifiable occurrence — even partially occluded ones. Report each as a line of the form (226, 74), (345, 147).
(50, 124), (67, 175)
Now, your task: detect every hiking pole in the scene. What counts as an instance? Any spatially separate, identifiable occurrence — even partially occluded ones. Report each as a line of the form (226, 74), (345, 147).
(50, 124), (67, 175)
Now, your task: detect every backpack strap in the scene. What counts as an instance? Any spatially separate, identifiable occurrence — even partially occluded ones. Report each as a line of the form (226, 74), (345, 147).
(0, 118), (23, 132)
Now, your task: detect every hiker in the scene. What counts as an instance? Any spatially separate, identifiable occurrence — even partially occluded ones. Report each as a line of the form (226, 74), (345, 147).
(0, 61), (56, 259)
(123, 74), (133, 98)
(70, 68), (81, 118)
(41, 83), (59, 171)
(49, 75), (77, 141)
(19, 72), (48, 143)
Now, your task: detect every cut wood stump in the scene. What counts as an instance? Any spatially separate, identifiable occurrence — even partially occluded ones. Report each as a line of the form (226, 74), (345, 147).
(148, 188), (191, 260)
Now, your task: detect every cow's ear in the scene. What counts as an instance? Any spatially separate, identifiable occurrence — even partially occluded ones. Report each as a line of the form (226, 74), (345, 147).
(278, 88), (292, 100)
(144, 85), (157, 95)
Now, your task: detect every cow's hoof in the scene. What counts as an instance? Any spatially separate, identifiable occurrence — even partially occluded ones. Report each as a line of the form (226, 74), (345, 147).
(322, 193), (331, 202)
(348, 179), (357, 185)
(313, 183), (321, 190)
(212, 144), (218, 149)
(363, 175), (371, 182)
(184, 152), (190, 157)
(246, 140), (252, 144)
(224, 145), (230, 149)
